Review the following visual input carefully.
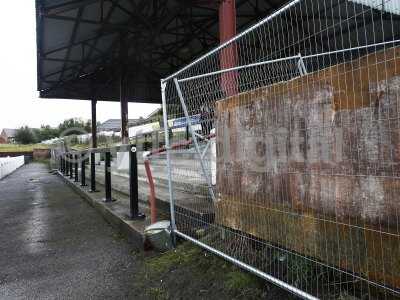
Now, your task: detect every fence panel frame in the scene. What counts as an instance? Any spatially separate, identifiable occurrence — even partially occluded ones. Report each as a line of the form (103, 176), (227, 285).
(161, 0), (400, 298)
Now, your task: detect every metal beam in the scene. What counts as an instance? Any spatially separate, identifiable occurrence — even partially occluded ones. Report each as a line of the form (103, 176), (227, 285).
(45, 0), (102, 16)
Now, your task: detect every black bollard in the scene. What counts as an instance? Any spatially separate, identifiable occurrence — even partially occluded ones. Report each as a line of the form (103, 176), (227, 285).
(69, 154), (74, 179)
(65, 154), (69, 176)
(129, 145), (145, 219)
(74, 154), (79, 182)
(103, 151), (112, 202)
(89, 152), (98, 192)
(80, 153), (87, 186)
(60, 156), (64, 173)
(64, 156), (67, 174)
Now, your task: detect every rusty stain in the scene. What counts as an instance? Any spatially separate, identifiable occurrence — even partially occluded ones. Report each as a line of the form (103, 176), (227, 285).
(216, 46), (400, 289)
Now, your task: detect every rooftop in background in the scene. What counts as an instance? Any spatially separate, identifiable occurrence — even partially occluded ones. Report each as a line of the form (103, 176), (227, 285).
(1, 128), (17, 138)
(145, 107), (162, 121)
(35, 0), (280, 103)
(98, 118), (141, 132)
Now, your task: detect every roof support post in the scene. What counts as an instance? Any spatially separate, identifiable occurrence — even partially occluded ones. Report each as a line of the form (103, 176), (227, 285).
(89, 98), (99, 193)
(91, 99), (98, 148)
(219, 0), (238, 97)
(119, 33), (129, 144)
(120, 76), (129, 144)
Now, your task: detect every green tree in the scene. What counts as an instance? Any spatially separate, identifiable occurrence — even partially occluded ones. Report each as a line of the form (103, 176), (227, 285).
(33, 125), (60, 142)
(15, 126), (37, 144)
(84, 119), (92, 133)
(58, 118), (88, 135)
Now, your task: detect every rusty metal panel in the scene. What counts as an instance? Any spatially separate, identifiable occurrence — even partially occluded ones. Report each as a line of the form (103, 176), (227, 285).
(216, 46), (400, 289)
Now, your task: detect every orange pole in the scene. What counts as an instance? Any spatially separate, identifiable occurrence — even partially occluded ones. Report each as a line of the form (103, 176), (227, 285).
(143, 132), (216, 224)
(144, 159), (157, 224)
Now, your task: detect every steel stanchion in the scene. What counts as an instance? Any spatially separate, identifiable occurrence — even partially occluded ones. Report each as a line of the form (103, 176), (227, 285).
(129, 145), (145, 219)
(74, 154), (79, 182)
(103, 151), (113, 202)
(89, 152), (98, 192)
(80, 153), (87, 186)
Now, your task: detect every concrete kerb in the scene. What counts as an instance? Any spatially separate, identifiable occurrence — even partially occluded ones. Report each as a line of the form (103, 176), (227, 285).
(56, 170), (148, 250)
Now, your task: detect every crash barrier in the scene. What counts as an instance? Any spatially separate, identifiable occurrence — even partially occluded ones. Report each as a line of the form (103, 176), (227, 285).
(0, 156), (25, 179)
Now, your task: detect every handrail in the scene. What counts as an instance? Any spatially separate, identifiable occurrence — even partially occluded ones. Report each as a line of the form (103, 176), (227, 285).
(57, 144), (145, 220)
(147, 132), (216, 158)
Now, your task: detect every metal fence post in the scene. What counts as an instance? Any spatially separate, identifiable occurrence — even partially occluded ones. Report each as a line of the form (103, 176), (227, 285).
(161, 80), (177, 245)
(129, 145), (145, 219)
(74, 153), (79, 182)
(103, 151), (112, 202)
(89, 152), (98, 192)
(69, 154), (74, 179)
(80, 153), (87, 186)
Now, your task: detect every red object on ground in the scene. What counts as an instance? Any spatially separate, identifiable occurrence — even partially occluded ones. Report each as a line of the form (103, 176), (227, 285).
(144, 159), (157, 224)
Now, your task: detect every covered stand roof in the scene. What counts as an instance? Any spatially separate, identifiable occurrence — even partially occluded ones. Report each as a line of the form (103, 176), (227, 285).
(98, 118), (141, 132)
(36, 0), (283, 103)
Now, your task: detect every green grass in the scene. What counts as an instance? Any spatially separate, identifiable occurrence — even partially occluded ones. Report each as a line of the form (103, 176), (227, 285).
(145, 242), (201, 276)
(146, 287), (170, 300)
(0, 143), (50, 152)
(141, 242), (269, 299)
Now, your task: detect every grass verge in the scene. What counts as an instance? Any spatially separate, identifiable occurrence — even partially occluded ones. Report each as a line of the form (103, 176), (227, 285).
(135, 242), (296, 300)
(0, 144), (49, 152)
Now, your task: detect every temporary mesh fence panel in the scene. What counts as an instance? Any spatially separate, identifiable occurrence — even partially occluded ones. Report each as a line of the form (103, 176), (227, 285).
(161, 0), (400, 298)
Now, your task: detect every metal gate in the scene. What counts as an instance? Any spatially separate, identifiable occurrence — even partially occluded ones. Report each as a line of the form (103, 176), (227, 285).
(161, 0), (400, 298)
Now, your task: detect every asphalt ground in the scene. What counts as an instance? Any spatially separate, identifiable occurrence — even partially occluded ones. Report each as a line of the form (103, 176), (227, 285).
(0, 163), (144, 299)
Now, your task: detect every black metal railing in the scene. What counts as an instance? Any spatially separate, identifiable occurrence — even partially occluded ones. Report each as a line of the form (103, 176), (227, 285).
(57, 144), (145, 220)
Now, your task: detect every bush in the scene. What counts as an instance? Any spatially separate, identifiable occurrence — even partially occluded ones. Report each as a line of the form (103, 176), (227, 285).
(15, 126), (37, 144)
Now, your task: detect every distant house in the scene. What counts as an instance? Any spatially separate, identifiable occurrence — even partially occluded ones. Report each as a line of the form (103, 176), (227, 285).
(145, 108), (162, 124)
(98, 108), (163, 134)
(98, 119), (141, 132)
(0, 128), (17, 143)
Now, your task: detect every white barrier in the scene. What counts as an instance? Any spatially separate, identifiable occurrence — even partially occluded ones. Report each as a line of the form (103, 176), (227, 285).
(0, 156), (25, 179)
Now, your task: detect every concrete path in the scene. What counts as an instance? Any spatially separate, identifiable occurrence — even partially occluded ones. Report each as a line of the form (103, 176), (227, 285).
(0, 163), (144, 299)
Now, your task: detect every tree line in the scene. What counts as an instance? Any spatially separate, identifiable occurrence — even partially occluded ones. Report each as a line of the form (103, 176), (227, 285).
(15, 118), (97, 144)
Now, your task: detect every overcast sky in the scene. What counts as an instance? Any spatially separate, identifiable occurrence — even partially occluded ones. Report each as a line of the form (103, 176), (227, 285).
(0, 2), (160, 130)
